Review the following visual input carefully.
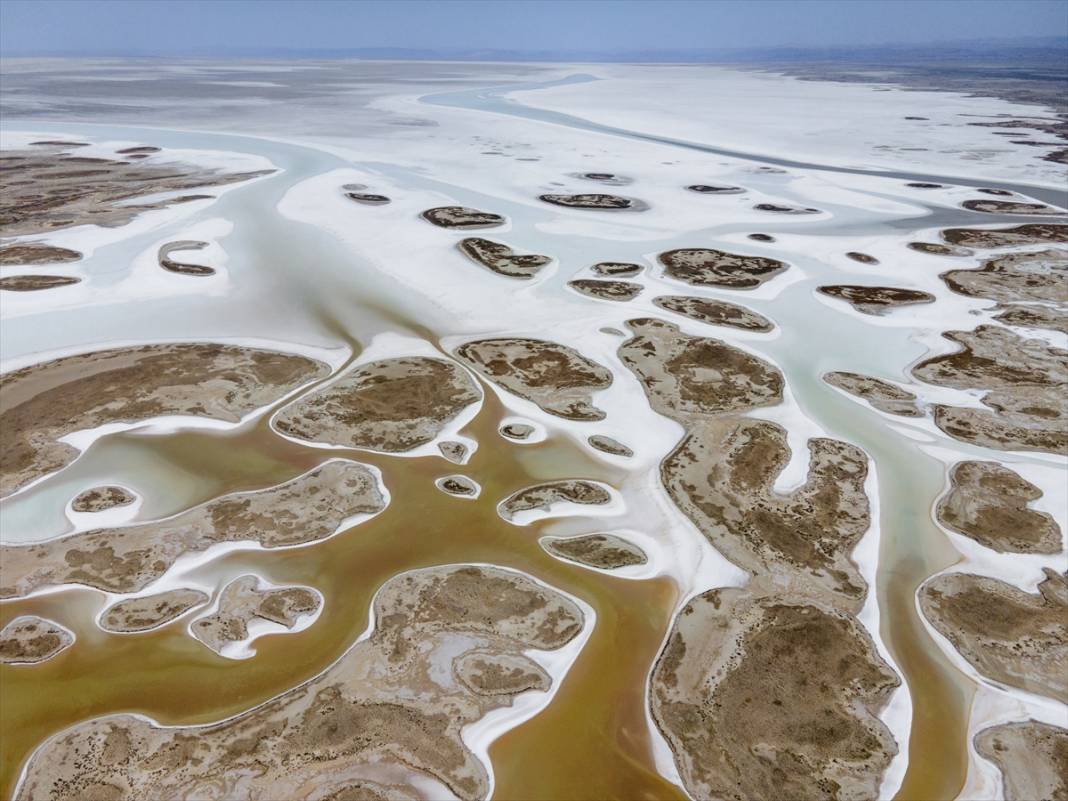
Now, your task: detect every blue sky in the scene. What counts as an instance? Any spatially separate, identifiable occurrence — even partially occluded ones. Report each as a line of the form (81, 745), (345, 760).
(1, 0), (1066, 56)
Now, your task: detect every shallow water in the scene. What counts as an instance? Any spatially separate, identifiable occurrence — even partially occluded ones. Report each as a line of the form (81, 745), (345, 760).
(1, 79), (1065, 800)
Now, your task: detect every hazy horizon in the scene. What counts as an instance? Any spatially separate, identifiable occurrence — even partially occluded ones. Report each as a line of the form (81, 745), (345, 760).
(2, 0), (1066, 59)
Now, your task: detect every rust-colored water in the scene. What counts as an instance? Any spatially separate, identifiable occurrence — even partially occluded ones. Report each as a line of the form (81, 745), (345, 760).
(0, 385), (686, 800)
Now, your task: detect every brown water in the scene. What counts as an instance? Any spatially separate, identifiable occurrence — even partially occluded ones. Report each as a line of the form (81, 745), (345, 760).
(0, 385), (686, 800)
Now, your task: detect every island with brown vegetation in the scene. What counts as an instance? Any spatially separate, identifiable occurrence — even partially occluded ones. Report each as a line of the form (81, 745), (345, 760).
(920, 569), (1067, 702)
(274, 356), (480, 452)
(14, 565), (583, 801)
(456, 338), (612, 420)
(567, 278), (642, 301)
(658, 247), (789, 290)
(100, 589), (209, 633)
(458, 237), (552, 278)
(0, 617), (73, 665)
(823, 371), (923, 417)
(936, 461), (1061, 553)
(191, 576), (321, 656)
(0, 460), (385, 598)
(542, 533), (647, 569)
(818, 284), (935, 314)
(1, 343), (329, 497)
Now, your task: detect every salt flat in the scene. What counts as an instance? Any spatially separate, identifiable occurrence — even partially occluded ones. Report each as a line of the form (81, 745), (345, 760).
(0, 59), (1065, 801)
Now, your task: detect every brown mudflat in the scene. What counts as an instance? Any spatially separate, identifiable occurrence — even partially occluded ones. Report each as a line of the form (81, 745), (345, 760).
(974, 720), (1068, 801)
(0, 244), (81, 266)
(753, 202), (820, 214)
(499, 479), (610, 521)
(914, 326), (1068, 453)
(437, 440), (468, 464)
(961, 199), (1062, 215)
(421, 206), (505, 229)
(846, 251), (880, 264)
(539, 193), (642, 210)
(192, 575), (320, 656)
(920, 569), (1067, 702)
(590, 261), (642, 277)
(908, 241), (973, 257)
(436, 475), (479, 497)
(818, 284), (935, 315)
(542, 533), (646, 569)
(653, 295), (773, 332)
(458, 237), (551, 279)
(651, 588), (898, 801)
(618, 318), (783, 420)
(567, 278), (642, 301)
(936, 461), (1061, 554)
(942, 248), (1067, 305)
(686, 184), (744, 194)
(0, 617), (73, 665)
(0, 275), (80, 291)
(499, 422), (535, 440)
(274, 356), (480, 452)
(456, 337), (612, 421)
(658, 247), (788, 290)
(0, 343), (329, 497)
(345, 192), (390, 204)
(823, 371), (923, 417)
(0, 460), (384, 599)
(662, 417), (870, 611)
(100, 589), (209, 633)
(14, 565), (583, 801)
(587, 434), (632, 457)
(940, 223), (1067, 249)
(994, 303), (1068, 334)
(158, 240), (213, 276)
(71, 485), (135, 513)
(0, 146), (271, 237)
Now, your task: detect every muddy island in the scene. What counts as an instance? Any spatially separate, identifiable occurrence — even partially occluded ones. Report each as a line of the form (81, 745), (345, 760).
(456, 338), (612, 421)
(158, 240), (213, 276)
(818, 284), (935, 315)
(658, 247), (788, 290)
(499, 479), (611, 522)
(192, 576), (321, 656)
(823, 372), (923, 417)
(920, 569), (1067, 702)
(590, 261), (643, 277)
(100, 589), (209, 633)
(974, 720), (1068, 801)
(0, 616), (73, 665)
(274, 356), (479, 452)
(421, 206), (505, 229)
(0, 275), (80, 291)
(0, 460), (385, 598)
(653, 295), (773, 332)
(0, 143), (271, 238)
(14, 565), (583, 801)
(539, 193), (644, 210)
(542, 533), (647, 569)
(567, 278), (642, 301)
(651, 588), (898, 801)
(71, 485), (136, 513)
(1, 343), (329, 497)
(458, 237), (551, 279)
(936, 461), (1061, 554)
